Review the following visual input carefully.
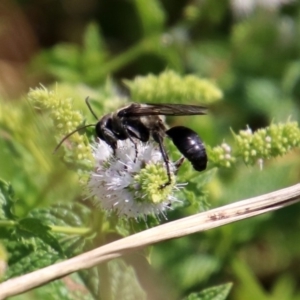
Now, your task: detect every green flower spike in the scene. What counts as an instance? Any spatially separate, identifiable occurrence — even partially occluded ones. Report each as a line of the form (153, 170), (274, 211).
(207, 142), (236, 168)
(208, 121), (300, 169)
(233, 121), (300, 165)
(124, 70), (223, 104)
(28, 85), (93, 163)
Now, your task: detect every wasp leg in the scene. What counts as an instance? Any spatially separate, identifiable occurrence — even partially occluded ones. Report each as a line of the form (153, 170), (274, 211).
(152, 132), (172, 189)
(174, 156), (185, 174)
(127, 134), (138, 163)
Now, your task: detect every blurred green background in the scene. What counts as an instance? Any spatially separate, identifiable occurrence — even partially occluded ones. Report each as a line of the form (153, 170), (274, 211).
(1, 0), (300, 299)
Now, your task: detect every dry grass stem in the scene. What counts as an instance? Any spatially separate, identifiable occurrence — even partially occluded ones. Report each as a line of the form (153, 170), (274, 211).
(0, 183), (300, 299)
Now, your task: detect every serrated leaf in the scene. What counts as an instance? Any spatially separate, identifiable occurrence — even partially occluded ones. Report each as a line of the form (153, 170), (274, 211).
(4, 248), (61, 279)
(63, 236), (87, 257)
(2, 201), (92, 280)
(78, 267), (99, 299)
(183, 283), (233, 300)
(33, 274), (94, 300)
(27, 203), (91, 258)
(17, 218), (64, 255)
(4, 239), (34, 266)
(0, 179), (16, 220)
(28, 202), (91, 227)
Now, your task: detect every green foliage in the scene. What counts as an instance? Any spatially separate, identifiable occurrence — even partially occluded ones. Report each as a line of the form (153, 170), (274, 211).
(132, 0), (166, 35)
(0, 179), (16, 220)
(33, 276), (94, 300)
(17, 218), (63, 254)
(184, 283), (232, 300)
(0, 181), (90, 281)
(109, 259), (146, 300)
(31, 24), (108, 85)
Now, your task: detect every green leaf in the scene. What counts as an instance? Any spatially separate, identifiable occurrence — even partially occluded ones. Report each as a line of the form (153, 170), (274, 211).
(3, 239), (34, 266)
(4, 247), (61, 279)
(173, 254), (221, 290)
(178, 169), (215, 212)
(189, 168), (217, 189)
(183, 283), (233, 300)
(0, 179), (16, 220)
(131, 0), (165, 35)
(27, 202), (92, 257)
(78, 267), (100, 299)
(1, 201), (92, 280)
(109, 259), (146, 300)
(28, 202), (91, 228)
(83, 22), (107, 55)
(17, 218), (64, 255)
(82, 23), (109, 84)
(45, 44), (81, 70)
(34, 278), (91, 300)
(231, 259), (268, 300)
(3, 221), (63, 279)
(271, 274), (297, 300)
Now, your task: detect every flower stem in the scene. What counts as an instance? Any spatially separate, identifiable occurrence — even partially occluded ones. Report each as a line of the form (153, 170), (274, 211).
(49, 225), (91, 235)
(0, 220), (16, 227)
(0, 220), (90, 236)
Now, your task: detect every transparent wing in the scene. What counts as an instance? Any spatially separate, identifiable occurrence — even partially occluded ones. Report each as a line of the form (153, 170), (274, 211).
(118, 103), (207, 117)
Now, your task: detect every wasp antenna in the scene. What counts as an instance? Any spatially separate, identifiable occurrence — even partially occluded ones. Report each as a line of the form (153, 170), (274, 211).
(85, 97), (99, 121)
(53, 124), (96, 154)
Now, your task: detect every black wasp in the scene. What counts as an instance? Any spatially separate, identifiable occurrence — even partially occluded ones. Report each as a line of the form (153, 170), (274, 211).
(55, 99), (208, 188)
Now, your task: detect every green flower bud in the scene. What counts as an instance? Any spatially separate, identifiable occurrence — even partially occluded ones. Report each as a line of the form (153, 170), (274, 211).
(132, 163), (176, 204)
(207, 142), (235, 168)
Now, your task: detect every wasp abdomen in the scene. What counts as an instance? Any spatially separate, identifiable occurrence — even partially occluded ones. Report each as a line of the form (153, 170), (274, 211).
(166, 126), (207, 172)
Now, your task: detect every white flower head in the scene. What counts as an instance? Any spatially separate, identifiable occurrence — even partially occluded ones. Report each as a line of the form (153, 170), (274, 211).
(87, 139), (182, 219)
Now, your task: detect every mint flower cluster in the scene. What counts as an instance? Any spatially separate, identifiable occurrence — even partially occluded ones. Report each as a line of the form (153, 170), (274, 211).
(28, 86), (92, 162)
(207, 121), (300, 168)
(207, 142), (235, 168)
(124, 70), (223, 104)
(234, 122), (300, 165)
(88, 139), (181, 219)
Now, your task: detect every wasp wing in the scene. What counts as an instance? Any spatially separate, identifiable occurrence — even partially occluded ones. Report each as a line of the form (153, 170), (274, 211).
(118, 103), (207, 117)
